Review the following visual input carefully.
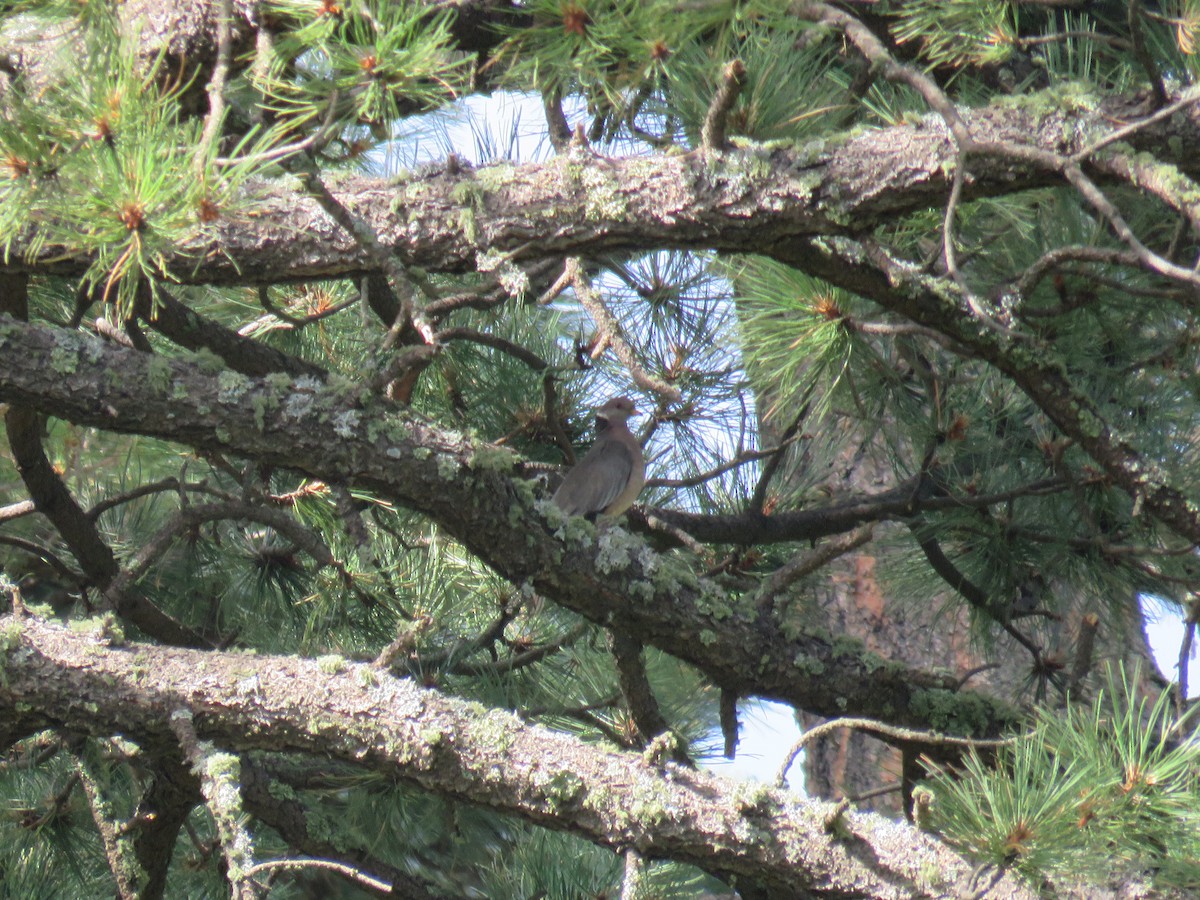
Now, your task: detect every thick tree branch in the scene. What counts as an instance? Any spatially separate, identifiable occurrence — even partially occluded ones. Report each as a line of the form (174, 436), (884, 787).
(0, 614), (1038, 900)
(8, 89), (1200, 284)
(0, 316), (1020, 736)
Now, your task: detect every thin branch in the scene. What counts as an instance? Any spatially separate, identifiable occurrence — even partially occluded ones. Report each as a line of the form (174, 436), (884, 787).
(907, 521), (1044, 661)
(1013, 245), (1142, 302)
(542, 88), (571, 153)
(170, 710), (260, 900)
(755, 526), (875, 617)
(1072, 85), (1200, 162)
(1178, 595), (1199, 713)
(292, 153), (436, 344)
(701, 60), (746, 151)
(749, 402), (809, 514)
(542, 372), (577, 465)
(1067, 612), (1100, 695)
(1059, 161), (1200, 292)
(72, 740), (144, 900)
(719, 688), (739, 761)
(568, 259), (682, 404)
(435, 326), (550, 370)
(194, 0), (233, 178)
(241, 858), (391, 896)
(795, 1), (971, 145)
(535, 259), (576, 306)
(86, 477), (222, 522)
(942, 150), (1023, 336)
(446, 623), (589, 677)
(0, 499), (35, 522)
(646, 434), (801, 489)
(1127, 0), (1168, 109)
(240, 290), (360, 335)
(108, 500), (375, 609)
(776, 717), (1016, 789)
(415, 601), (518, 670)
(0, 535), (84, 588)
(620, 848), (644, 900)
(149, 287), (327, 379)
(609, 629), (686, 760)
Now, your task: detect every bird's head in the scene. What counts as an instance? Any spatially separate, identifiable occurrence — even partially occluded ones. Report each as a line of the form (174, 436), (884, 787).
(595, 396), (638, 429)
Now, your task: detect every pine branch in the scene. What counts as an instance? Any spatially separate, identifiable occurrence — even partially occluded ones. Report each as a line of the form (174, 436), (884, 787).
(9, 88), (1200, 284)
(0, 316), (1021, 736)
(2, 276), (207, 648)
(0, 613), (1040, 900)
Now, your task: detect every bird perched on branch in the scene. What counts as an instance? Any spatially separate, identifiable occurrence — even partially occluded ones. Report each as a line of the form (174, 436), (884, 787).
(553, 397), (645, 519)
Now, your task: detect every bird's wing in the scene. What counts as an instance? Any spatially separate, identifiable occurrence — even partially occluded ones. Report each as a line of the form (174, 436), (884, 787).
(553, 438), (635, 516)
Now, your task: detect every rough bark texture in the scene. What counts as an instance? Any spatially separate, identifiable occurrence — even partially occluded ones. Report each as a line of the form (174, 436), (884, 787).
(0, 315), (1020, 739)
(5, 88), (1198, 284)
(0, 613), (1038, 900)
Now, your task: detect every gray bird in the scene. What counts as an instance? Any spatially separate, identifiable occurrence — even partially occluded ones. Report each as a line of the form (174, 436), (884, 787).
(553, 397), (645, 519)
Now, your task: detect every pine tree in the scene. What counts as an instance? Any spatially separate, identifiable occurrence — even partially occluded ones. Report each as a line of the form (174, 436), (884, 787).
(2, 1), (1200, 897)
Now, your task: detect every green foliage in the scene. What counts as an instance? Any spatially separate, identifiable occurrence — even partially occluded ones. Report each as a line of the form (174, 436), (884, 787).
(892, 0), (1016, 68)
(925, 666), (1200, 890)
(669, 25), (842, 144)
(256, 0), (471, 136)
(6, 0), (1200, 894)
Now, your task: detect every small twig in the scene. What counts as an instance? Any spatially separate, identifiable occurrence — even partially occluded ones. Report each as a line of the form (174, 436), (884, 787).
(642, 514), (708, 557)
(776, 717), (1015, 788)
(701, 59), (746, 151)
(446, 623), (589, 677)
(1071, 85), (1200, 162)
(1067, 612), (1100, 695)
(1177, 595), (1199, 714)
(434, 326), (549, 371)
(646, 434), (801, 489)
(719, 687), (739, 760)
(109, 500), (376, 608)
(0, 535), (84, 589)
(4, 577), (24, 616)
(749, 402), (809, 514)
(215, 89), (344, 168)
(755, 525), (874, 616)
(372, 345), (440, 401)
(418, 601), (518, 671)
(908, 521), (1044, 661)
(243, 286), (359, 332)
(942, 151), (1023, 337)
(194, 0), (234, 178)
(1015, 30), (1131, 52)
(87, 477), (219, 521)
(1013, 245), (1141, 302)
(542, 88), (571, 153)
(542, 372), (577, 465)
(240, 858), (392, 895)
(1059, 161), (1200, 291)
(1127, 0), (1168, 109)
(0, 499), (35, 521)
(823, 798), (850, 834)
(847, 781), (903, 804)
(797, 1), (971, 145)
(535, 259), (576, 306)
(955, 663), (1001, 691)
(568, 259), (682, 403)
